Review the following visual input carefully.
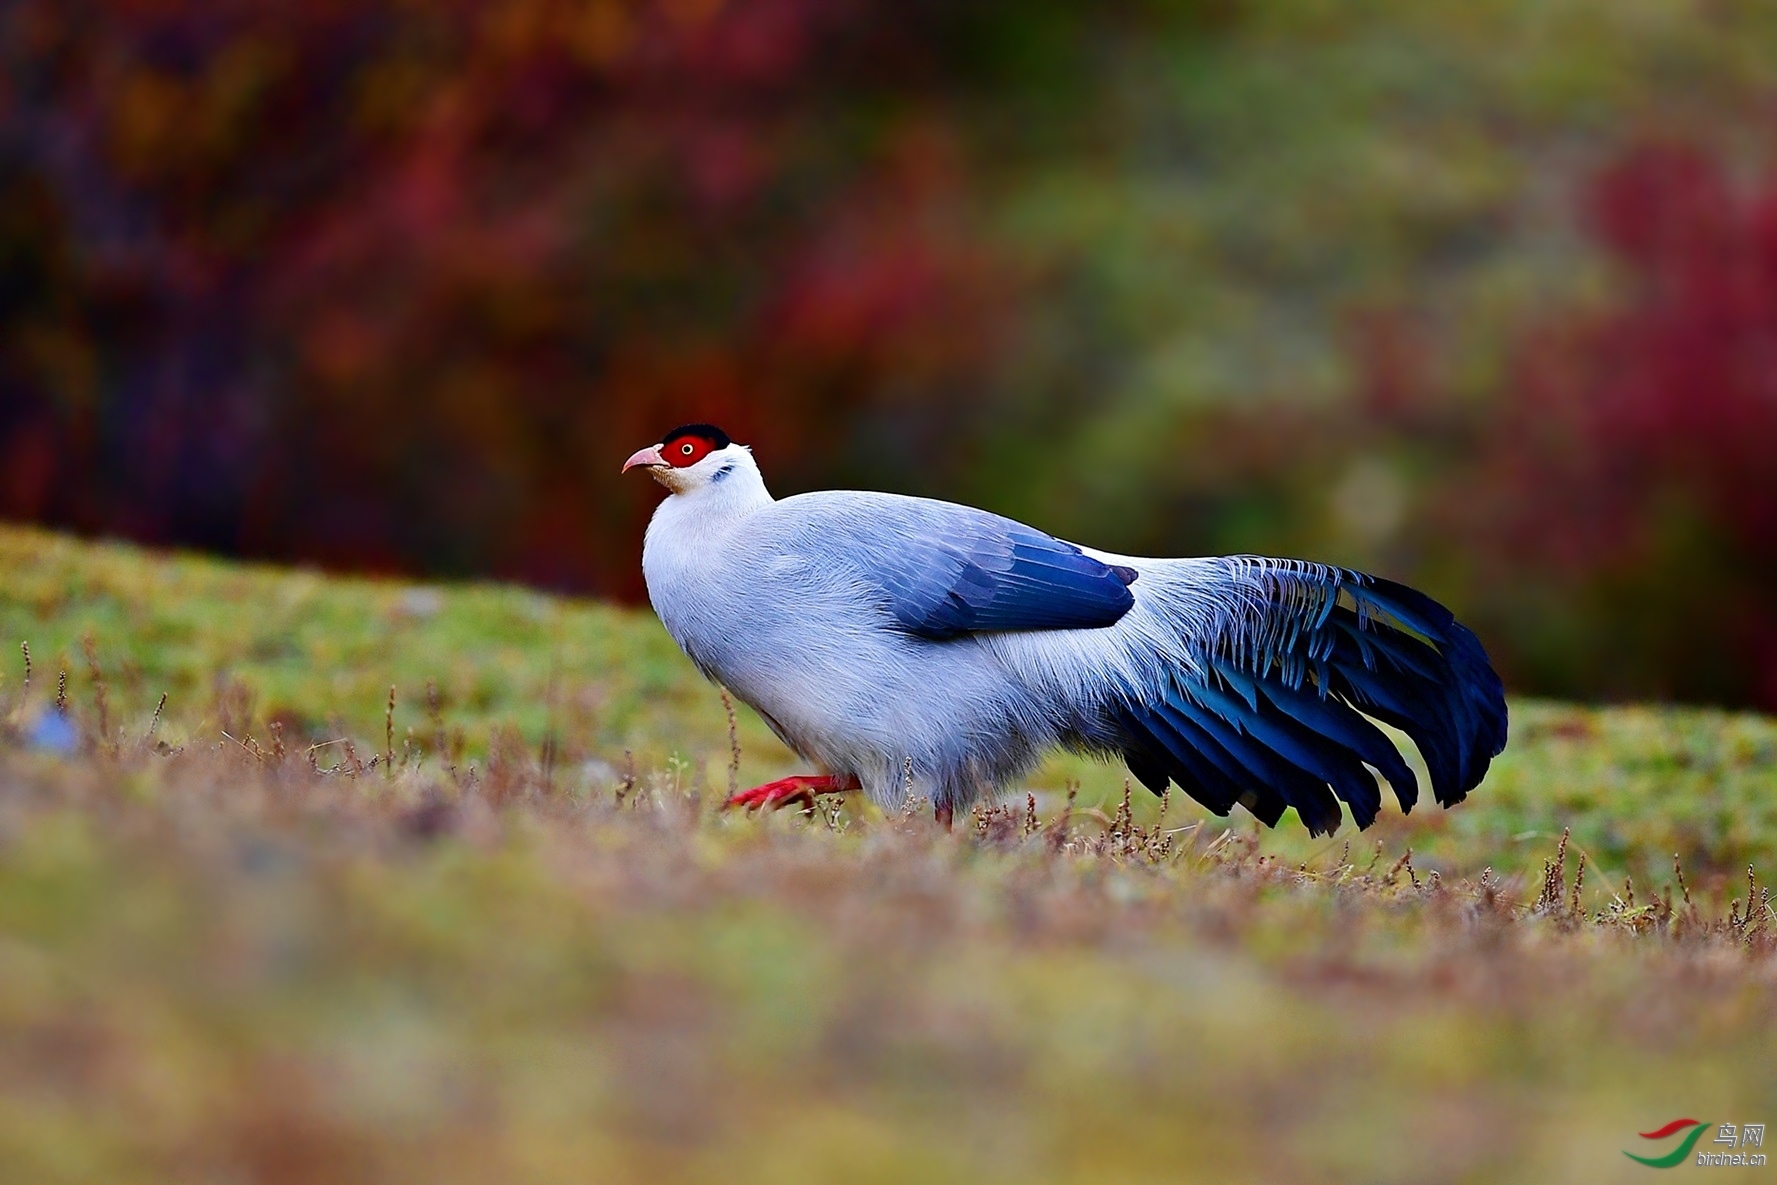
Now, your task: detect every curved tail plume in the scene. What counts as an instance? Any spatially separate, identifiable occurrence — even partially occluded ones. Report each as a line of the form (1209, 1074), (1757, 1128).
(1081, 559), (1507, 836)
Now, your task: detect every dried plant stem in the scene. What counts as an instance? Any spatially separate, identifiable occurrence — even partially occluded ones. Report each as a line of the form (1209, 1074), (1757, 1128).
(617, 749), (636, 805)
(720, 688), (740, 799)
(83, 636), (111, 750)
(1049, 784), (1077, 850)
(426, 680), (446, 758)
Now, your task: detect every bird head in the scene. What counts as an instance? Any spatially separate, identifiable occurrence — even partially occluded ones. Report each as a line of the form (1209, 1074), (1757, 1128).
(622, 424), (750, 495)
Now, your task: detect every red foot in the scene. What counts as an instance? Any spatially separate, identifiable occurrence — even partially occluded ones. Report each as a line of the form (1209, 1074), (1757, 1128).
(724, 774), (860, 813)
(934, 804), (954, 830)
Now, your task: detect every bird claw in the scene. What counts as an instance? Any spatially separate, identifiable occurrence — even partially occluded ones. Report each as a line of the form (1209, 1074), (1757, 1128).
(725, 782), (812, 812)
(723, 775), (857, 813)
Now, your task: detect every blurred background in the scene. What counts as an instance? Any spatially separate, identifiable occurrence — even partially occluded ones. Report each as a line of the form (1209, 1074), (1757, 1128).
(2, 0), (1776, 708)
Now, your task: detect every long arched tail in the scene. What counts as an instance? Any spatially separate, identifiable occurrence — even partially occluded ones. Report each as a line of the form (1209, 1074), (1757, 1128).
(1074, 559), (1508, 837)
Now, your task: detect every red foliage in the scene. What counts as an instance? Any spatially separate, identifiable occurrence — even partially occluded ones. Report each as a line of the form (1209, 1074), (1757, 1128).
(0, 0), (1012, 596)
(1451, 142), (1777, 706)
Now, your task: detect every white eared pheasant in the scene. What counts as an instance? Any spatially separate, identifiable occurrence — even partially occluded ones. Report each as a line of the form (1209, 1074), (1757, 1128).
(624, 424), (1507, 832)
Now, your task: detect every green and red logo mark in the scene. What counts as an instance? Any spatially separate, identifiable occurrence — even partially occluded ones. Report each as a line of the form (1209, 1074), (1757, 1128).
(1626, 1119), (1712, 1168)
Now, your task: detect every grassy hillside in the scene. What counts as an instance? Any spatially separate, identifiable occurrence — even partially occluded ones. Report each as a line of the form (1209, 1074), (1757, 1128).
(2, 524), (1775, 1183)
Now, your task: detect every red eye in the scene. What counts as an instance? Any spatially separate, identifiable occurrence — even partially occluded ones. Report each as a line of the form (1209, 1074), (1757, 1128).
(666, 436), (713, 467)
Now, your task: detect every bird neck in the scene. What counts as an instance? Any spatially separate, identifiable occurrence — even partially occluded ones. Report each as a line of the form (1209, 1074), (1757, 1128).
(661, 447), (773, 529)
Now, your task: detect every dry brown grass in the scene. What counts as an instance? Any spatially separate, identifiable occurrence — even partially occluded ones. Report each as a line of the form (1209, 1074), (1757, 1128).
(1, 725), (1774, 1184)
(4, 524), (1777, 1182)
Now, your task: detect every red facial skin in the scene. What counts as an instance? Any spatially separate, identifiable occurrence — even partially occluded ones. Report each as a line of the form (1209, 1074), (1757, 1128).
(664, 435), (716, 467)
(623, 432), (721, 473)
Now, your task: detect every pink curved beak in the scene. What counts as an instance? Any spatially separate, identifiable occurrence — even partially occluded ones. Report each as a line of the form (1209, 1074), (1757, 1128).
(622, 444), (665, 473)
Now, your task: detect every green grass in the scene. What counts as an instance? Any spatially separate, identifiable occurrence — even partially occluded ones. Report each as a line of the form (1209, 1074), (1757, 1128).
(0, 524), (763, 773)
(2, 523), (1775, 1184)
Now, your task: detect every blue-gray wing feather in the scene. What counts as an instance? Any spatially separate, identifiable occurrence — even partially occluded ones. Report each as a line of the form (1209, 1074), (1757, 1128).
(781, 493), (1136, 640)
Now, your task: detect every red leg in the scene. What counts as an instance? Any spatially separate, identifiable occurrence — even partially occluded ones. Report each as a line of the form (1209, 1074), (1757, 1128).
(934, 803), (954, 830)
(724, 774), (861, 813)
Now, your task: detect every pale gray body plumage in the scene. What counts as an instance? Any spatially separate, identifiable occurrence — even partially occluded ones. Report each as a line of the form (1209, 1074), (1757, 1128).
(635, 440), (1511, 829)
(646, 472), (1057, 809)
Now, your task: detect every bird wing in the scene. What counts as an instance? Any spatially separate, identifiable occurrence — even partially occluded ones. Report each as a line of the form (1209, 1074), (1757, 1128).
(770, 492), (1137, 640)
(1000, 555), (1508, 836)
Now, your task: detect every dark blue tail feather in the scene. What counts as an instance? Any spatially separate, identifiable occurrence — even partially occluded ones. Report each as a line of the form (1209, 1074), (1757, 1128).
(1099, 566), (1507, 835)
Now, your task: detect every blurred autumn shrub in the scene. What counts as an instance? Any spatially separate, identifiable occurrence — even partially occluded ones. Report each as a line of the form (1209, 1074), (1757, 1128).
(3, 0), (1180, 590)
(1173, 142), (1777, 709)
(1442, 145), (1777, 709)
